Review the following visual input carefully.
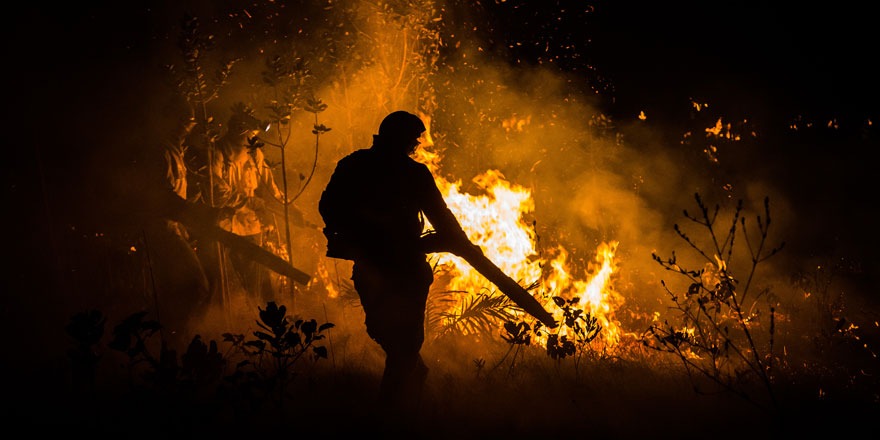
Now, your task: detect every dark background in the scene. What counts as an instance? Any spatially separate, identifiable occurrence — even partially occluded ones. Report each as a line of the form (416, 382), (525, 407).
(8, 0), (878, 217)
(590, 1), (879, 124)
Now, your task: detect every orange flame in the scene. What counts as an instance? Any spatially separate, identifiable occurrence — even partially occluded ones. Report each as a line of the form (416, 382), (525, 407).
(315, 114), (625, 349)
(414, 117), (625, 347)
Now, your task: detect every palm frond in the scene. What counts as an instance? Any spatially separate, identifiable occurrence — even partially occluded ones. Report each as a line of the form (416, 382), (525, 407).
(437, 287), (521, 337)
(425, 288), (463, 337)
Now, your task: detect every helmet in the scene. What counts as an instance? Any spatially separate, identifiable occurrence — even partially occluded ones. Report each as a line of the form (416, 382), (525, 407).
(378, 111), (426, 141)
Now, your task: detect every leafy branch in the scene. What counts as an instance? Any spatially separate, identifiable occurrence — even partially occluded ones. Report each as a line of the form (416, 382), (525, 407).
(222, 301), (334, 408)
(643, 193), (785, 410)
(260, 54), (330, 267)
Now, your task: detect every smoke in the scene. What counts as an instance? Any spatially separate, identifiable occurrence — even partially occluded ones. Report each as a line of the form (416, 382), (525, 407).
(21, 1), (838, 358)
(185, 0), (808, 335)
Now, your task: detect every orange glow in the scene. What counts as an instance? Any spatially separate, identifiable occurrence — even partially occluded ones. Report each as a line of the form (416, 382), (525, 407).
(409, 118), (625, 347)
(315, 262), (341, 299)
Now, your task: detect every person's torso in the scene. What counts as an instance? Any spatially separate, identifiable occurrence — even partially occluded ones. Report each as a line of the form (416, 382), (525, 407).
(338, 148), (428, 241)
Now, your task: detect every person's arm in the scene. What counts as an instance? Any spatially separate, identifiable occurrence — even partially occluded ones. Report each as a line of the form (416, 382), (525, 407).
(417, 165), (476, 255)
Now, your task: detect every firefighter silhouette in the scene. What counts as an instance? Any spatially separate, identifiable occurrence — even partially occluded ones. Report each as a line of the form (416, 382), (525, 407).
(319, 110), (474, 411)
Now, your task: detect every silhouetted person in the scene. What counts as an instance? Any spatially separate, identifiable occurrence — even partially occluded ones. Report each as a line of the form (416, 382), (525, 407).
(122, 92), (221, 350)
(319, 110), (475, 412)
(191, 103), (287, 305)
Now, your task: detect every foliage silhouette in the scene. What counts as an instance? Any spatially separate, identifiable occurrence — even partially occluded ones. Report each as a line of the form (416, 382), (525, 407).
(436, 288), (521, 337)
(222, 301), (334, 408)
(260, 53), (330, 271)
(546, 295), (602, 368)
(65, 309), (106, 393)
(642, 193), (785, 410)
(65, 299), (334, 421)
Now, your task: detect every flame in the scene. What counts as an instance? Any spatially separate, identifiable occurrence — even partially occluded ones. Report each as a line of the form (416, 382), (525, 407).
(429, 168), (542, 290)
(545, 241), (623, 345)
(411, 117), (625, 347)
(315, 113), (625, 349)
(315, 261), (341, 299)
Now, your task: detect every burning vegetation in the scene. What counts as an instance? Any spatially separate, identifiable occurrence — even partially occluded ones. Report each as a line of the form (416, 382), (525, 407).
(8, 0), (879, 437)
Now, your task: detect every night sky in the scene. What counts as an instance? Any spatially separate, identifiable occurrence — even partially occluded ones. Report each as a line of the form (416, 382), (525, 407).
(10, 1), (878, 178)
(589, 1), (879, 271)
(590, 1), (879, 122)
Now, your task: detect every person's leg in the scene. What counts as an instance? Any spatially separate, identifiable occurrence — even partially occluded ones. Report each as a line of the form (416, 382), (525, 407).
(379, 349), (430, 411)
(380, 261), (433, 410)
(353, 259), (433, 410)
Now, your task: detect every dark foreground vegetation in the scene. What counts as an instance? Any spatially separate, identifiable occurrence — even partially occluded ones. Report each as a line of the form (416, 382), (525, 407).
(8, 194), (878, 439)
(13, 300), (879, 439)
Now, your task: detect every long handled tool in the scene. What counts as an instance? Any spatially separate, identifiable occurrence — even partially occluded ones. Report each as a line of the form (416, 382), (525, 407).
(171, 196), (312, 286)
(450, 244), (557, 328)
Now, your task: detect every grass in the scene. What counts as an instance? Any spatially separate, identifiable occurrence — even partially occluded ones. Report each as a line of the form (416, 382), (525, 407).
(33, 290), (875, 439)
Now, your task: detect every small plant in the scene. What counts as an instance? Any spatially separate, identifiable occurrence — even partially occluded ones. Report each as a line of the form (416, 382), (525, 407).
(169, 14), (238, 109)
(166, 12), (238, 173)
(260, 53), (331, 272)
(105, 311), (175, 388)
(66, 299), (334, 414)
(425, 261), (606, 377)
(546, 296), (602, 368)
(104, 311), (228, 395)
(435, 288), (522, 337)
(222, 301), (334, 408)
(494, 319), (535, 378)
(65, 309), (107, 393)
(477, 293), (603, 379)
(642, 193), (784, 410)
